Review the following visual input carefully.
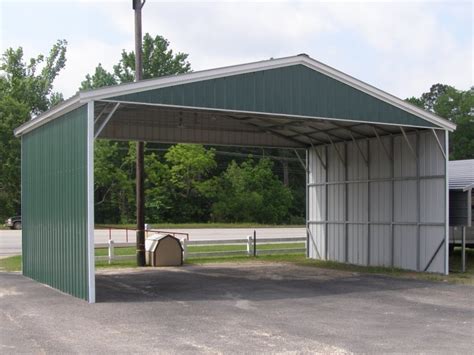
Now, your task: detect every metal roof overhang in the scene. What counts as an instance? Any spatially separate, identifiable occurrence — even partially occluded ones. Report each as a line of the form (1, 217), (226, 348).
(14, 54), (456, 140)
(92, 99), (429, 149)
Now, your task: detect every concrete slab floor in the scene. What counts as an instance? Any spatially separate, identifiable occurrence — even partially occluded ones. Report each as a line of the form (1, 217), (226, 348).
(1, 263), (473, 354)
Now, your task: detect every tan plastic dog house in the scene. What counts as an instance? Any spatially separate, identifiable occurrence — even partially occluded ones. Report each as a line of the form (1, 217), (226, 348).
(145, 234), (183, 267)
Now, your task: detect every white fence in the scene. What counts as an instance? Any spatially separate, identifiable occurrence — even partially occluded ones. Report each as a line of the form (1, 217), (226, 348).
(95, 236), (306, 264)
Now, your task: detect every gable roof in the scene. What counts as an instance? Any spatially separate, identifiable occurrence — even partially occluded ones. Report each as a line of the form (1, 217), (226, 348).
(14, 54), (456, 136)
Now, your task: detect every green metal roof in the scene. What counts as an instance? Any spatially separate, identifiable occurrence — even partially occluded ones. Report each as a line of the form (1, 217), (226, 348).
(15, 54), (456, 137)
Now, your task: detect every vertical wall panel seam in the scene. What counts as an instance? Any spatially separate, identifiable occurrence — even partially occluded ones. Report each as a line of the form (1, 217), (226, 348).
(344, 142), (349, 263)
(325, 145), (328, 260)
(367, 138), (371, 266)
(391, 135), (395, 267)
(416, 131), (421, 271)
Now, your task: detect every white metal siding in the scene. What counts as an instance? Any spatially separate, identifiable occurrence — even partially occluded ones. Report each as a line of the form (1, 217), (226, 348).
(307, 130), (447, 273)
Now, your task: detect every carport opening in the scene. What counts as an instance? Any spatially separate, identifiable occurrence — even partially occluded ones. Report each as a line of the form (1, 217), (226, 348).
(92, 100), (447, 278)
(93, 104), (310, 268)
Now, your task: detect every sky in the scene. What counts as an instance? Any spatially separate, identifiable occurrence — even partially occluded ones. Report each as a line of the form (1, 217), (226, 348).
(0, 0), (472, 100)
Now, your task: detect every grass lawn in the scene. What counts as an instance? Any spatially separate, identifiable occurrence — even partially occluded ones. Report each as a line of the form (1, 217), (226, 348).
(2, 248), (473, 285)
(96, 223), (304, 229)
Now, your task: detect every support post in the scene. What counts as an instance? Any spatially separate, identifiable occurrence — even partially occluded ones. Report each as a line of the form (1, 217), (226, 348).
(444, 130), (449, 275)
(325, 145), (328, 260)
(305, 149), (309, 258)
(462, 226), (466, 273)
(391, 135), (395, 267)
(87, 101), (96, 303)
(367, 138), (371, 266)
(416, 131), (420, 271)
(134, 0), (146, 267)
(344, 142), (348, 263)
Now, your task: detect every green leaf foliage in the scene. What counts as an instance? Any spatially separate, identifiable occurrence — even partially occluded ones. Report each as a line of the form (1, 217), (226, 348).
(407, 84), (474, 160)
(0, 40), (67, 219)
(210, 159), (293, 224)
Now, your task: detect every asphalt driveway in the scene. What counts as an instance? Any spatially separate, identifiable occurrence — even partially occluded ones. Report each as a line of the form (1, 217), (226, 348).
(1, 263), (473, 353)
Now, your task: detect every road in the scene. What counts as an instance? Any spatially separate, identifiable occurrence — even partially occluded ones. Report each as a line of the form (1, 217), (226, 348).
(0, 227), (306, 257)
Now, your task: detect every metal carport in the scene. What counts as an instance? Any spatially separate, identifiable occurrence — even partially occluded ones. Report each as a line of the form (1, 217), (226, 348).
(14, 54), (456, 303)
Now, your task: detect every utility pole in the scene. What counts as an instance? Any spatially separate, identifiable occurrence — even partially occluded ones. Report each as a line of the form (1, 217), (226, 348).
(133, 0), (146, 266)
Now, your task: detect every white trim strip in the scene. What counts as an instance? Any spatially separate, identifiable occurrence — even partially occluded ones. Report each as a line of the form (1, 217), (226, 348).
(87, 101), (96, 303)
(444, 130), (449, 276)
(14, 54), (456, 136)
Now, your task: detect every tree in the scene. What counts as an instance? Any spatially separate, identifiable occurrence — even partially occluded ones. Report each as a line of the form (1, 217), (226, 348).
(113, 33), (190, 83)
(210, 158), (293, 224)
(161, 144), (217, 222)
(81, 33), (191, 223)
(407, 84), (474, 160)
(0, 40), (67, 219)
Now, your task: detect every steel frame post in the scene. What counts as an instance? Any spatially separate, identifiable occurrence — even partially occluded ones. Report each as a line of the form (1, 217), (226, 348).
(444, 130), (449, 275)
(391, 135), (395, 267)
(344, 142), (349, 263)
(87, 101), (96, 303)
(367, 138), (371, 266)
(416, 131), (421, 271)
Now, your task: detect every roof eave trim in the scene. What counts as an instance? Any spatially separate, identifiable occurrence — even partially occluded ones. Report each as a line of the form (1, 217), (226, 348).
(14, 95), (83, 137)
(298, 57), (456, 132)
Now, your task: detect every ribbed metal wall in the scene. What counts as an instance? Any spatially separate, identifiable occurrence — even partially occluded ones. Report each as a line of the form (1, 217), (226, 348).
(22, 105), (90, 300)
(307, 130), (447, 273)
(110, 65), (435, 128)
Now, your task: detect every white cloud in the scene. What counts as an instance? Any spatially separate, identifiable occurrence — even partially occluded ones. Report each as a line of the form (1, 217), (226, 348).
(2, 0), (472, 99)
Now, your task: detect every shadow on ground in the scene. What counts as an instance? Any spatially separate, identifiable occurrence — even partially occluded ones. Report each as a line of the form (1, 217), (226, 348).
(95, 263), (436, 303)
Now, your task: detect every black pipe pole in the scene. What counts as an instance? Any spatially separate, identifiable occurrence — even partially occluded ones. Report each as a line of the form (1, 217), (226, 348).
(134, 0), (146, 266)
(253, 230), (256, 257)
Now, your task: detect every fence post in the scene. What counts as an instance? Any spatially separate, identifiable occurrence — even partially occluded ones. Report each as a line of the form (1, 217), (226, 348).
(108, 239), (115, 264)
(182, 238), (188, 261)
(247, 235), (253, 256)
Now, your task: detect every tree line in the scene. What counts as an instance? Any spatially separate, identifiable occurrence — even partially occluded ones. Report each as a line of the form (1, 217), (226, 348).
(1, 34), (472, 223)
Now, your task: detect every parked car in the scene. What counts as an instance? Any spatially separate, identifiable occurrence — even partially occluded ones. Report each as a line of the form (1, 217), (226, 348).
(5, 216), (21, 230)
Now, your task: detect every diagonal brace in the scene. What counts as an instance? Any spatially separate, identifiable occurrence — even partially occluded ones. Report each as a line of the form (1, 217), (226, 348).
(400, 127), (417, 160)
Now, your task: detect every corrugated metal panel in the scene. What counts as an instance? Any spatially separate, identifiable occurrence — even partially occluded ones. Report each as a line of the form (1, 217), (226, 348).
(307, 130), (447, 273)
(22, 105), (90, 301)
(308, 146), (327, 259)
(394, 180), (417, 222)
(393, 225), (417, 270)
(348, 224), (368, 265)
(369, 225), (391, 266)
(448, 159), (474, 190)
(110, 65), (435, 128)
